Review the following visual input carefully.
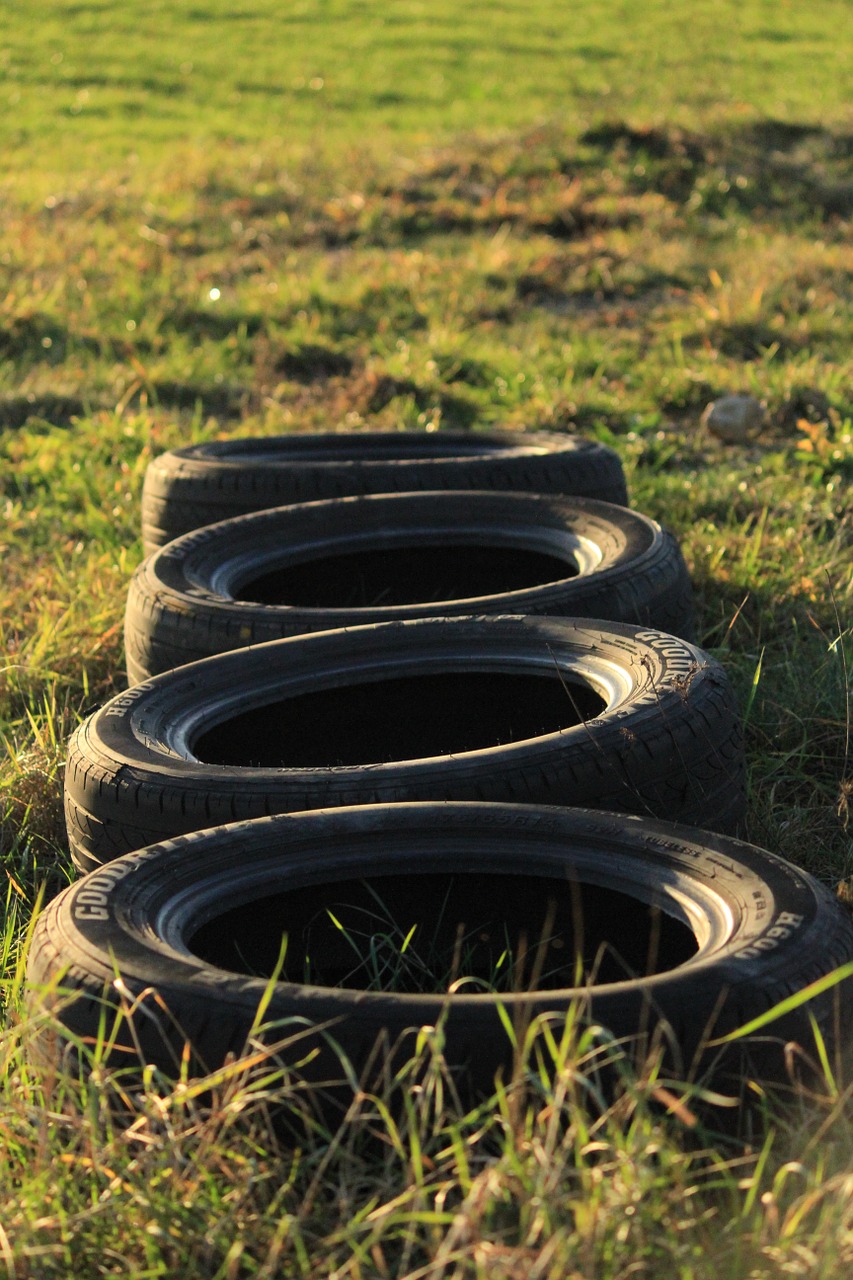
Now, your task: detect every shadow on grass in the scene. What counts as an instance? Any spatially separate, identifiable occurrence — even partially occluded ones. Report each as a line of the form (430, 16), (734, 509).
(143, 380), (248, 418)
(356, 373), (479, 429)
(681, 321), (810, 362)
(310, 285), (428, 341)
(0, 315), (165, 366)
(308, 117), (853, 248)
(579, 119), (853, 221)
(162, 307), (268, 342)
(0, 393), (87, 430)
(516, 256), (692, 316)
(0, 314), (108, 365)
(273, 342), (354, 383)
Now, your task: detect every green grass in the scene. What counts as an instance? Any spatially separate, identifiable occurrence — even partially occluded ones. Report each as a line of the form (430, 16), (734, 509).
(1, 0), (853, 1273)
(4, 0), (852, 184)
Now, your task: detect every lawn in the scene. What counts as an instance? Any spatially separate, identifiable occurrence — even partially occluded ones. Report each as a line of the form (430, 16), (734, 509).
(5, 0), (852, 178)
(1, 1), (852, 1274)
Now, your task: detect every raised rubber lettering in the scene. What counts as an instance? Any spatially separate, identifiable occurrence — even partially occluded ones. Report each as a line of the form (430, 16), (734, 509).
(103, 684), (153, 716)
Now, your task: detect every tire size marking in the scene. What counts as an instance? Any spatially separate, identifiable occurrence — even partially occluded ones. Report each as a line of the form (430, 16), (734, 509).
(734, 912), (805, 960)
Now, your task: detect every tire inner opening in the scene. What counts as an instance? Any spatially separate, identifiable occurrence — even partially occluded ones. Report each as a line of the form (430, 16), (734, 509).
(192, 670), (607, 767)
(221, 439), (531, 463)
(238, 543), (578, 607)
(188, 871), (698, 991)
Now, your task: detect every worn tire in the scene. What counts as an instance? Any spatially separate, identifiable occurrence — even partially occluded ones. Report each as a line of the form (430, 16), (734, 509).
(125, 490), (695, 681)
(29, 803), (853, 1101)
(140, 430), (629, 552)
(66, 615), (745, 871)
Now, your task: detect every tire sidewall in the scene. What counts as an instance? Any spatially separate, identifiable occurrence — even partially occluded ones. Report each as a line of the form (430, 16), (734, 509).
(91, 617), (716, 801)
(126, 492), (695, 680)
(35, 804), (853, 1087)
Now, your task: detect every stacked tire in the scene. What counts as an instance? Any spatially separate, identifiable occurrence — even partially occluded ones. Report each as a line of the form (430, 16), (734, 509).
(124, 489), (697, 681)
(139, 430), (630, 552)
(30, 429), (853, 1111)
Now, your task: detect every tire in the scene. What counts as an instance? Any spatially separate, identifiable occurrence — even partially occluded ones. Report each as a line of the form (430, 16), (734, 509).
(66, 615), (745, 872)
(29, 803), (853, 1101)
(140, 430), (629, 552)
(125, 490), (696, 682)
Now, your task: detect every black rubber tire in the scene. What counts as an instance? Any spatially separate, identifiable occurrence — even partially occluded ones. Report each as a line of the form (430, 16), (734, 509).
(66, 615), (745, 872)
(29, 803), (853, 1101)
(125, 490), (696, 682)
(140, 430), (629, 552)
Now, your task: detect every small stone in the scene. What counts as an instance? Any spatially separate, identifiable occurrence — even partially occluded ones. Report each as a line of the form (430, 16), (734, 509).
(701, 394), (765, 443)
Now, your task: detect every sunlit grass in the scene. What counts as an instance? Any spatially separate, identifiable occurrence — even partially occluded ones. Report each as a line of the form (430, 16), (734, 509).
(5, 971), (853, 1277)
(4, 0), (852, 186)
(1, 0), (852, 1272)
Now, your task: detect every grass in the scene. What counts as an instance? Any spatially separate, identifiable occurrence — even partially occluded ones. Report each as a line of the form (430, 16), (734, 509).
(256, 883), (599, 995)
(5, 0), (852, 183)
(1, 0), (852, 1273)
(6, 997), (853, 1277)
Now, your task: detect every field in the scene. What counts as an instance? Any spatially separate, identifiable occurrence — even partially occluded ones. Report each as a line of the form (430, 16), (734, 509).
(1, 1), (852, 1274)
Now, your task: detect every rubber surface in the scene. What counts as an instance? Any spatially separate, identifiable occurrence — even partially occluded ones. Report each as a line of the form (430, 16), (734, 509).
(140, 430), (629, 551)
(66, 615), (746, 871)
(125, 490), (695, 681)
(30, 803), (853, 1101)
